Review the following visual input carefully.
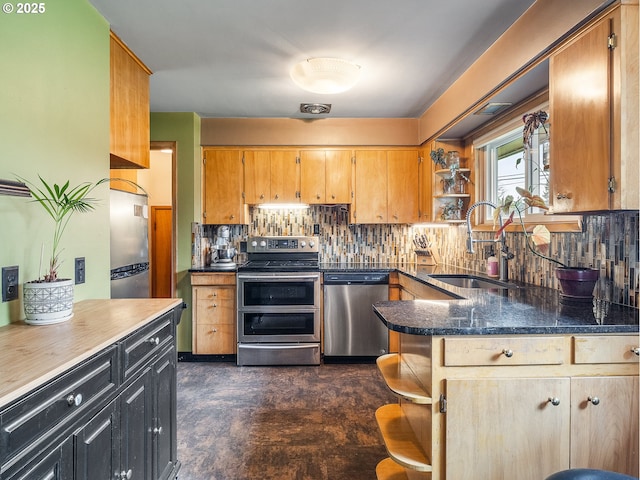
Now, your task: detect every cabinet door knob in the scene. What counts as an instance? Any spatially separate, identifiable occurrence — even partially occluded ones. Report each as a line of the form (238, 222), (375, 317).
(331, 194), (336, 199)
(120, 469), (133, 479)
(211, 328), (217, 333)
(502, 348), (513, 358)
(316, 193), (321, 199)
(548, 397), (561, 406)
(148, 336), (160, 345)
(153, 426), (163, 435)
(556, 193), (573, 200)
(230, 215), (235, 219)
(66, 393), (83, 407)
(260, 194), (265, 199)
(587, 396), (600, 405)
(274, 194), (280, 200)
(631, 347), (640, 356)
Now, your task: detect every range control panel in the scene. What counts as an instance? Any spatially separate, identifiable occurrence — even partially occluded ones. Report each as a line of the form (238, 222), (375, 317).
(247, 236), (319, 253)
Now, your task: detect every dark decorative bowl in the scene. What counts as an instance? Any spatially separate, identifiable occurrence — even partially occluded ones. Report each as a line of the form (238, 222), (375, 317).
(556, 267), (599, 299)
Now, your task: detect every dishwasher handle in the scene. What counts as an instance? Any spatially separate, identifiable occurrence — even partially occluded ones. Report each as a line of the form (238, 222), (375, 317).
(323, 273), (389, 285)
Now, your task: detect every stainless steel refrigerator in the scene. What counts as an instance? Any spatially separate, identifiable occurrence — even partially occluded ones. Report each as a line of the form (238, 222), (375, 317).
(110, 189), (150, 298)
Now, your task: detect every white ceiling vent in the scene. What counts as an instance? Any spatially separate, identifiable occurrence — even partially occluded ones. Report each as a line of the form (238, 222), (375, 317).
(473, 102), (512, 115)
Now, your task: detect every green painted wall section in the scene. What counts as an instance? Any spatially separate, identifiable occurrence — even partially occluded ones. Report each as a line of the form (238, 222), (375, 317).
(0, 0), (110, 326)
(150, 112), (201, 352)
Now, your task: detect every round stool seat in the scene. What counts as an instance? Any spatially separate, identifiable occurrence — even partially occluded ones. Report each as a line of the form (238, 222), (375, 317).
(546, 469), (638, 480)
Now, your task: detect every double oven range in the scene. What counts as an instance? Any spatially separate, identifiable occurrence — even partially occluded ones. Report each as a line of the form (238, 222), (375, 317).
(236, 236), (320, 366)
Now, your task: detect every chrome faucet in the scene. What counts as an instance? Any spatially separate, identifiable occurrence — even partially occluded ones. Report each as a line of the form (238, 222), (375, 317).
(465, 201), (513, 282)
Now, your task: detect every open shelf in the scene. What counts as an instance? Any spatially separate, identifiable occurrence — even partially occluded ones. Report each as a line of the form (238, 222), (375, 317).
(435, 168), (471, 177)
(375, 404), (432, 473)
(376, 354), (432, 404)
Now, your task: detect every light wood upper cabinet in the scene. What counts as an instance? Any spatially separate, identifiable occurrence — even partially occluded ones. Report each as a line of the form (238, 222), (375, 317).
(550, 5), (638, 213)
(352, 149), (419, 224)
(110, 33), (151, 169)
(387, 150), (419, 223)
(352, 150), (388, 223)
(300, 149), (352, 204)
(244, 150), (299, 204)
(202, 148), (248, 224)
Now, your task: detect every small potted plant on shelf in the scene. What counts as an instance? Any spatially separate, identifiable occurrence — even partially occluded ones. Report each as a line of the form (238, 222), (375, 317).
(493, 110), (599, 299)
(17, 175), (140, 325)
(430, 147), (447, 168)
(441, 198), (464, 221)
(441, 163), (473, 194)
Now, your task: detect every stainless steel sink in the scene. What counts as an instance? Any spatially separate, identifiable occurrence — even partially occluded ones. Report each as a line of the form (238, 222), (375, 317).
(428, 274), (517, 289)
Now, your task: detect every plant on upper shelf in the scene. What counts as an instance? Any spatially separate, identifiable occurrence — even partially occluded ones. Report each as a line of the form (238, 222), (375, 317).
(430, 147), (447, 168)
(441, 163), (473, 193)
(441, 198), (464, 221)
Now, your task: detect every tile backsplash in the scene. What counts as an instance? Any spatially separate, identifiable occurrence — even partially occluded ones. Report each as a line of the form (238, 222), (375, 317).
(195, 206), (639, 308)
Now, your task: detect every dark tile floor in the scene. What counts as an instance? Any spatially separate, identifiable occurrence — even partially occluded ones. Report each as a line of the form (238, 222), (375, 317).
(176, 361), (396, 480)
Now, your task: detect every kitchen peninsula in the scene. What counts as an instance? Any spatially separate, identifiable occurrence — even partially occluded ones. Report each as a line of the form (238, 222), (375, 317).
(0, 299), (183, 480)
(372, 267), (639, 480)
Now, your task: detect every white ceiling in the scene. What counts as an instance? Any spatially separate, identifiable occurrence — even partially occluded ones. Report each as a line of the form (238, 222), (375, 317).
(89, 0), (538, 122)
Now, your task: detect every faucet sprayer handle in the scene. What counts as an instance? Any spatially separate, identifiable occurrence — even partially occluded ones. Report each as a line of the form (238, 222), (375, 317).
(466, 236), (475, 254)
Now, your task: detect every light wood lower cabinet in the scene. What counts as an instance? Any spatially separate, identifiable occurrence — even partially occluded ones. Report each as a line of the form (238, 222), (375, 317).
(375, 334), (639, 480)
(191, 273), (237, 355)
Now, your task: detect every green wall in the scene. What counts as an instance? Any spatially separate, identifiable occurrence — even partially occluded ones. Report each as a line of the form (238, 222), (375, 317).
(0, 0), (110, 326)
(150, 112), (201, 352)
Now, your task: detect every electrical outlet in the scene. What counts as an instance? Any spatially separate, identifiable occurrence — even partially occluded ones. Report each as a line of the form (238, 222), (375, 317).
(313, 224), (320, 235)
(75, 257), (85, 285)
(2, 266), (19, 302)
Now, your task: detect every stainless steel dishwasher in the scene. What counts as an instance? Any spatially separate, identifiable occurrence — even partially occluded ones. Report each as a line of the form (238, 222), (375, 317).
(323, 272), (389, 358)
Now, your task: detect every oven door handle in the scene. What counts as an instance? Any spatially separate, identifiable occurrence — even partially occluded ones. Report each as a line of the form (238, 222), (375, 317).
(238, 273), (320, 280)
(239, 343), (319, 350)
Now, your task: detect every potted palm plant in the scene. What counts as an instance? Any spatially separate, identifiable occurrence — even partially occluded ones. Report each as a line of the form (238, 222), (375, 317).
(18, 175), (139, 324)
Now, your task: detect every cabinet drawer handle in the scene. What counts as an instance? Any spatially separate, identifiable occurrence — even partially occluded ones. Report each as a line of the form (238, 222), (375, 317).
(120, 469), (133, 480)
(631, 347), (640, 356)
(556, 193), (573, 200)
(211, 328), (217, 333)
(153, 426), (163, 435)
(548, 397), (561, 406)
(66, 393), (83, 407)
(502, 348), (513, 358)
(148, 336), (160, 346)
(587, 396), (600, 406)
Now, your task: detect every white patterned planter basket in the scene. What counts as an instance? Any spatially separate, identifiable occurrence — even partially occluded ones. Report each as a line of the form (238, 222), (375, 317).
(23, 279), (74, 325)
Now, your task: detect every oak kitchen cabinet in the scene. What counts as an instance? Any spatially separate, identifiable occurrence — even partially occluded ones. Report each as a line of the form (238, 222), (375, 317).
(0, 300), (182, 480)
(299, 149), (352, 204)
(202, 148), (249, 224)
(243, 149), (299, 204)
(351, 149), (420, 224)
(110, 32), (151, 169)
(191, 273), (236, 355)
(375, 332), (639, 480)
(549, 3), (638, 213)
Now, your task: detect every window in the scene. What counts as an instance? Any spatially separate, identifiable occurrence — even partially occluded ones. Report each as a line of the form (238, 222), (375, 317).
(475, 114), (550, 223)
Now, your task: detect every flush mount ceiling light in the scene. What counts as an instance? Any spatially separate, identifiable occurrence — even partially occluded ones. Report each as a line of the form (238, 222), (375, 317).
(290, 57), (361, 94)
(300, 103), (331, 114)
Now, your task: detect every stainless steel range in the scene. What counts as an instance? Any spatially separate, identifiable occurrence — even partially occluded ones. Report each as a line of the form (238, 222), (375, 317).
(236, 236), (320, 366)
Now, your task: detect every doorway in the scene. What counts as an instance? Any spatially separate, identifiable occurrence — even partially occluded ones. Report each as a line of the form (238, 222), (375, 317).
(143, 141), (176, 297)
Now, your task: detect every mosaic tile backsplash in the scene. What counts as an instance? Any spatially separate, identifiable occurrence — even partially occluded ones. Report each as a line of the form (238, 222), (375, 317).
(195, 207), (639, 308)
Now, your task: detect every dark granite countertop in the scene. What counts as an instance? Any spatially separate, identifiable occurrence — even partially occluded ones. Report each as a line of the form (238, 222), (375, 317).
(320, 262), (639, 336)
(188, 262), (638, 336)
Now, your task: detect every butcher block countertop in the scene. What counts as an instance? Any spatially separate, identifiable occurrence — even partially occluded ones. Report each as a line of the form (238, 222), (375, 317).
(0, 298), (183, 408)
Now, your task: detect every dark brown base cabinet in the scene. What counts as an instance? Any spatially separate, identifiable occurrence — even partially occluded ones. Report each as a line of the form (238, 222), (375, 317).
(0, 306), (181, 480)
